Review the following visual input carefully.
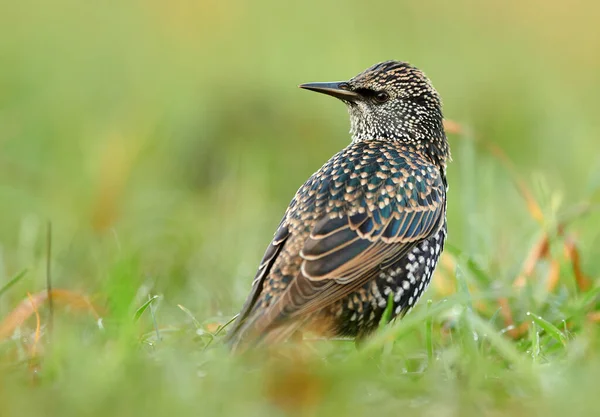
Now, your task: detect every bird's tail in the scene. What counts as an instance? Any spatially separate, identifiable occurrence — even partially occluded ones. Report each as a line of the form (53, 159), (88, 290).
(224, 314), (306, 354)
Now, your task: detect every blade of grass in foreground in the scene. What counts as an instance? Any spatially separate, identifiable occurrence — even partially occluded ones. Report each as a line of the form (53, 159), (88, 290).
(572, 285), (600, 312)
(425, 299), (434, 363)
(355, 293), (466, 358)
(530, 321), (540, 363)
(444, 243), (492, 286)
(527, 312), (567, 347)
(177, 304), (202, 329)
(467, 311), (528, 367)
(0, 269), (27, 299)
(133, 295), (159, 322)
(378, 293), (395, 330)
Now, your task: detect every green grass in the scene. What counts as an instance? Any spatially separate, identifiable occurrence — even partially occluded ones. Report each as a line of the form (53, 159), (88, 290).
(1, 0), (600, 416)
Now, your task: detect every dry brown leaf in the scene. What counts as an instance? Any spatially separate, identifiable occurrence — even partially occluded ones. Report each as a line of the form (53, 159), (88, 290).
(514, 233), (550, 289)
(25, 292), (43, 383)
(498, 297), (516, 337)
(498, 297), (528, 339)
(26, 293), (41, 356)
(0, 289), (101, 341)
(564, 236), (593, 291)
(444, 121), (596, 337)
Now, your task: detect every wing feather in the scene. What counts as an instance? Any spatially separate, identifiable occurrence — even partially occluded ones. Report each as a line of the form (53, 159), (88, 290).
(229, 141), (447, 347)
(224, 223), (290, 344)
(255, 163), (446, 331)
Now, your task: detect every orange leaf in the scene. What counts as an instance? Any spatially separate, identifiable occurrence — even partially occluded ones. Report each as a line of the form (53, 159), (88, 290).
(498, 297), (529, 339)
(26, 292), (43, 383)
(0, 289), (101, 341)
(514, 233), (550, 289)
(498, 297), (516, 337)
(26, 292), (41, 355)
(564, 236), (593, 291)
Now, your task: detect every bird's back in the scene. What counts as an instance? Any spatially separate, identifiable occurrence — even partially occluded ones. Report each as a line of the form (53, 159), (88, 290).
(226, 139), (447, 349)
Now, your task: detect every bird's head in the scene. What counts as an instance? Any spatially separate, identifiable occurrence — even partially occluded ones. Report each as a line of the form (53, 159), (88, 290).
(300, 61), (449, 166)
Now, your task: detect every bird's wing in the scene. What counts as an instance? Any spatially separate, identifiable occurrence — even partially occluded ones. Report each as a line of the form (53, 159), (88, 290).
(223, 221), (290, 343)
(257, 148), (447, 333)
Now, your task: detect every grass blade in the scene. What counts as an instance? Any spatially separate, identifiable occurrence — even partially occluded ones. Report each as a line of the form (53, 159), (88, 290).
(444, 244), (492, 286)
(356, 294), (465, 358)
(0, 269), (27, 299)
(133, 295), (159, 322)
(467, 311), (527, 367)
(530, 321), (540, 363)
(573, 285), (600, 311)
(212, 314), (239, 337)
(425, 299), (434, 363)
(177, 304), (202, 329)
(526, 312), (567, 346)
(378, 293), (395, 329)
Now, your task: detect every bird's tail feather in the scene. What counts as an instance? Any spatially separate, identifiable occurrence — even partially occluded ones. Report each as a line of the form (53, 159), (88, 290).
(225, 315), (307, 354)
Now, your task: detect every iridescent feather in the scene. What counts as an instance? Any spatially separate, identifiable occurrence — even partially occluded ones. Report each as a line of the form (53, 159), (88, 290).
(225, 61), (450, 351)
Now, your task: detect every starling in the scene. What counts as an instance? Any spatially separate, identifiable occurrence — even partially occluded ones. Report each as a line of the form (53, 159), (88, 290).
(226, 61), (450, 351)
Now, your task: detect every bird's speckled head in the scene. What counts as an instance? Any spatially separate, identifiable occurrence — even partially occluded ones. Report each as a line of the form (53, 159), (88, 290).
(300, 60), (449, 167)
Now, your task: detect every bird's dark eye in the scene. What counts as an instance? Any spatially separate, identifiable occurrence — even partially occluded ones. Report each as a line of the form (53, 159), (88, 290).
(354, 88), (390, 103)
(374, 91), (390, 103)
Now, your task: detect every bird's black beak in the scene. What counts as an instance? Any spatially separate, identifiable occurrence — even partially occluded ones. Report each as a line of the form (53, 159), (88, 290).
(298, 81), (360, 102)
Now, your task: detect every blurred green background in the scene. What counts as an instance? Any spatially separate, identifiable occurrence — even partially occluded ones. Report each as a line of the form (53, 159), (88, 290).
(1, 0), (599, 416)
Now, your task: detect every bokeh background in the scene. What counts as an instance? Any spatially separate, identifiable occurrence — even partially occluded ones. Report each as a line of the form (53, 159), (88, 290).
(1, 1), (599, 416)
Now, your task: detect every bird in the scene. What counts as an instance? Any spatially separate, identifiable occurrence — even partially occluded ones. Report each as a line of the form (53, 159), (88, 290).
(225, 60), (450, 352)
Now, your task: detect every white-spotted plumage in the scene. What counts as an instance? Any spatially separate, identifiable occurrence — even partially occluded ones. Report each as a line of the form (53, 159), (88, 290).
(331, 225), (446, 337)
(226, 61), (450, 350)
